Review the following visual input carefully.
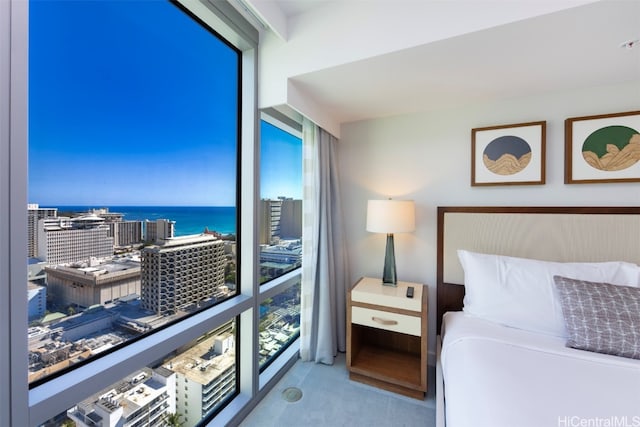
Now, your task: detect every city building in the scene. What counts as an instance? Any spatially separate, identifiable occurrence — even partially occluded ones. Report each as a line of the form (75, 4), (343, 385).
(45, 256), (141, 308)
(28, 204), (58, 258)
(141, 234), (226, 315)
(27, 302), (160, 384)
(278, 198), (302, 239)
(163, 323), (235, 427)
(259, 198), (302, 245)
(145, 219), (175, 243)
(66, 367), (176, 427)
(258, 282), (300, 367)
(259, 242), (301, 265)
(109, 220), (144, 248)
(259, 241), (302, 280)
(28, 306), (122, 384)
(27, 259), (47, 283)
(84, 208), (144, 248)
(37, 215), (114, 265)
(27, 281), (46, 321)
(87, 208), (124, 222)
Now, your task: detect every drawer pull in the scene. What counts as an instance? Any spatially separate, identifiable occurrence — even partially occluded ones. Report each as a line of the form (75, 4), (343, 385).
(371, 316), (398, 326)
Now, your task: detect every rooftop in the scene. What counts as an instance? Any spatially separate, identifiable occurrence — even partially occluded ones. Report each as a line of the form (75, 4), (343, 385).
(164, 333), (235, 385)
(151, 233), (220, 247)
(73, 368), (171, 418)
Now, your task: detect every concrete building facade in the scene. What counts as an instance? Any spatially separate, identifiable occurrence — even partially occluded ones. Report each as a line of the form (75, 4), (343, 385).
(37, 217), (114, 265)
(145, 219), (175, 243)
(45, 258), (141, 308)
(163, 322), (235, 427)
(28, 204), (58, 258)
(141, 234), (225, 315)
(109, 220), (144, 248)
(279, 199), (302, 239)
(259, 198), (302, 245)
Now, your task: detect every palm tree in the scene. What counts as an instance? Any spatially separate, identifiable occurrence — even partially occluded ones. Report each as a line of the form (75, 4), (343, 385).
(163, 412), (184, 427)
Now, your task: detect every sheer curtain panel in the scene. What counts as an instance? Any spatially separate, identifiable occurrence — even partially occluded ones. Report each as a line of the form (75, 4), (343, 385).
(300, 118), (348, 364)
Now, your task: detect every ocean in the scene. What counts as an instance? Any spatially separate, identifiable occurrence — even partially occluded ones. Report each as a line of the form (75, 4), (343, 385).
(56, 206), (237, 237)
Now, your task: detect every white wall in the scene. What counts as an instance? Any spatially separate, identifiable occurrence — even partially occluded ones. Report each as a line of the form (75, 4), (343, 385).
(337, 80), (640, 362)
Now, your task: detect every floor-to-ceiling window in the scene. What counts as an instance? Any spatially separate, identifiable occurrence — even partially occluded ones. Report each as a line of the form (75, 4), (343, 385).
(257, 113), (302, 374)
(0, 0), (301, 425)
(28, 0), (240, 388)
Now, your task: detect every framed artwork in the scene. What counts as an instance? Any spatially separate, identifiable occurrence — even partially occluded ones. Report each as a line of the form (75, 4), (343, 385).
(471, 121), (546, 186)
(565, 110), (640, 184)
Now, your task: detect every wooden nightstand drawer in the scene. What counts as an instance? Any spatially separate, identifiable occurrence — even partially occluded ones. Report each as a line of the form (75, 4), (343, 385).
(347, 277), (427, 399)
(351, 306), (421, 336)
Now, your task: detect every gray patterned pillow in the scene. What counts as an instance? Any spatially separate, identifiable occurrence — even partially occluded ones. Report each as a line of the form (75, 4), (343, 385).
(554, 275), (640, 360)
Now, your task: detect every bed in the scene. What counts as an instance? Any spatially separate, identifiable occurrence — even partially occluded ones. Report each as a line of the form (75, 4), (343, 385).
(435, 206), (640, 427)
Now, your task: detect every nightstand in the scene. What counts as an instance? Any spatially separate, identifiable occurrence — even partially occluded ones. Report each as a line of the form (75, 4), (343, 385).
(346, 276), (428, 399)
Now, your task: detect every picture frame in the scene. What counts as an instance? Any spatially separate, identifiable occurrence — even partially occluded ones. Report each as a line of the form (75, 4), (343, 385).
(471, 121), (546, 186)
(565, 110), (640, 184)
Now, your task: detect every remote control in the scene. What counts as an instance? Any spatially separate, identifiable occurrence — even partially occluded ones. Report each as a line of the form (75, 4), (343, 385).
(406, 286), (414, 298)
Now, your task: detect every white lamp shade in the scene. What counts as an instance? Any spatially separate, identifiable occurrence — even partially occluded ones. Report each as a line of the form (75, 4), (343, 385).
(366, 199), (416, 233)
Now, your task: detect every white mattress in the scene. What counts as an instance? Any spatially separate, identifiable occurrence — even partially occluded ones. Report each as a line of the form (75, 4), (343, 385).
(440, 312), (640, 427)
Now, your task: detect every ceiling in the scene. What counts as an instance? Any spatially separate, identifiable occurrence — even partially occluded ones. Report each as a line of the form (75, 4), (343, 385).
(247, 0), (640, 127)
(270, 0), (325, 18)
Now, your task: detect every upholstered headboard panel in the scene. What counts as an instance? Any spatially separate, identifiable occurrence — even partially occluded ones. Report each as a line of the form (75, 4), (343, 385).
(436, 206), (640, 331)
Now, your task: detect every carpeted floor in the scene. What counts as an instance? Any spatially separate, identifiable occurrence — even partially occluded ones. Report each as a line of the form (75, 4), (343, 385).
(240, 352), (436, 427)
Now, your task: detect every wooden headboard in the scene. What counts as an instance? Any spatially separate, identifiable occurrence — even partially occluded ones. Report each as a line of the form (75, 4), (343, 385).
(436, 206), (640, 332)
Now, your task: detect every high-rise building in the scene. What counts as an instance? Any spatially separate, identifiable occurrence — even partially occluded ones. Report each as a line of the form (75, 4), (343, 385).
(141, 234), (225, 315)
(66, 367), (176, 427)
(163, 322), (235, 427)
(260, 198), (282, 244)
(37, 215), (114, 264)
(259, 198), (302, 245)
(84, 208), (143, 248)
(279, 198), (302, 239)
(145, 219), (175, 243)
(109, 221), (144, 248)
(27, 204), (58, 258)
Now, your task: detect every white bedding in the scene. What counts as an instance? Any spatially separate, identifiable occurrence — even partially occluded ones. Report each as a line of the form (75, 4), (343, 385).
(440, 312), (640, 427)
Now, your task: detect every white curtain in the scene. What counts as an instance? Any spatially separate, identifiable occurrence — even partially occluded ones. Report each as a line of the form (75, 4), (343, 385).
(300, 118), (348, 364)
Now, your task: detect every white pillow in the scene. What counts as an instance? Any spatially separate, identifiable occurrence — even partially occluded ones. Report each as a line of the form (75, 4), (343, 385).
(458, 250), (640, 337)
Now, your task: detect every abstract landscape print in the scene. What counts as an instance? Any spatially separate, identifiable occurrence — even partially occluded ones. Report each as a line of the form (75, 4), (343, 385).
(471, 121), (546, 186)
(565, 110), (640, 184)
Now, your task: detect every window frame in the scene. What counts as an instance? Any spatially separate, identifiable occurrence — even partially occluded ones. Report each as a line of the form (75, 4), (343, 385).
(3, 1), (29, 426)
(0, 0), (310, 425)
(256, 110), (303, 377)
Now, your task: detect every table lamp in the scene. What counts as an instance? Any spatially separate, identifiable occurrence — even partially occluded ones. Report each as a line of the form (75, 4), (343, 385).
(366, 199), (416, 286)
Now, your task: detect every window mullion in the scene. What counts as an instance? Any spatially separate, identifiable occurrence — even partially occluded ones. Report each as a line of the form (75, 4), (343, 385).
(238, 45), (260, 401)
(258, 270), (300, 303)
(0, 1), (11, 425)
(6, 1), (30, 426)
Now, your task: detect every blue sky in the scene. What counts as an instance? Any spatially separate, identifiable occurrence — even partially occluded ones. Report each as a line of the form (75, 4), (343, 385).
(260, 121), (302, 200)
(29, 0), (301, 207)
